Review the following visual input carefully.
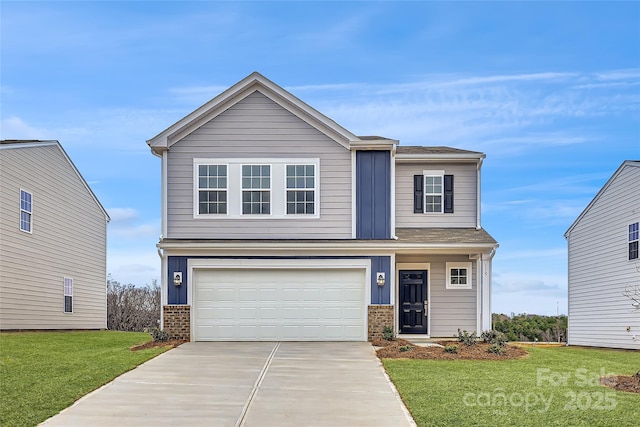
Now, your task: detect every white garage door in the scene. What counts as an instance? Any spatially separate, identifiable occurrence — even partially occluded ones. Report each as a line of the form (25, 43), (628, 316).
(193, 268), (366, 341)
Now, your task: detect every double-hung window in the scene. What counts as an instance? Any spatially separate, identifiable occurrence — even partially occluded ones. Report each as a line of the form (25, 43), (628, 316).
(20, 189), (33, 233)
(64, 277), (73, 313)
(425, 175), (443, 213)
(630, 222), (639, 260)
(413, 172), (454, 214)
(242, 165), (271, 215)
(286, 164), (315, 215)
(198, 165), (227, 214)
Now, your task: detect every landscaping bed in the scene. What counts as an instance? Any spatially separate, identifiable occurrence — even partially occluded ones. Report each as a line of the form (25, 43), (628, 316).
(601, 371), (640, 394)
(373, 338), (529, 360)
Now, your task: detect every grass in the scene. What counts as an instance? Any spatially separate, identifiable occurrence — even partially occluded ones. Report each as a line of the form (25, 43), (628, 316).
(0, 330), (169, 427)
(383, 346), (640, 427)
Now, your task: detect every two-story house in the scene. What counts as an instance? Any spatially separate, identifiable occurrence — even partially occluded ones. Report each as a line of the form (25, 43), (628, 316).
(0, 140), (110, 330)
(147, 72), (498, 342)
(565, 160), (640, 350)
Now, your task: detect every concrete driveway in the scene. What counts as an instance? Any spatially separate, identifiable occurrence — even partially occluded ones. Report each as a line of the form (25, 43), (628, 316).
(41, 342), (415, 427)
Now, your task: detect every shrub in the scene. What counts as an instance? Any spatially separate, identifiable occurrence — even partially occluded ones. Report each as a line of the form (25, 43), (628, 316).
(487, 343), (507, 355)
(457, 329), (478, 346)
(382, 325), (395, 341)
(150, 328), (169, 342)
(444, 345), (458, 354)
(398, 345), (413, 352)
(481, 329), (508, 347)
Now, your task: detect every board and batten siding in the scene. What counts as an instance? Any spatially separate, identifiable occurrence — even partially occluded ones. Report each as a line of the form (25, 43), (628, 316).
(395, 162), (477, 228)
(567, 163), (640, 350)
(398, 254), (477, 337)
(166, 91), (352, 239)
(0, 144), (107, 329)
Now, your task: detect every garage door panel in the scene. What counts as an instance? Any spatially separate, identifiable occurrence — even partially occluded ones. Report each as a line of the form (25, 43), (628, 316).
(194, 268), (366, 341)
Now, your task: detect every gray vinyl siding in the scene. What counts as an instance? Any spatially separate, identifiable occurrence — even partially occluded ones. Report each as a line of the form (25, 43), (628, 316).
(395, 162), (477, 228)
(166, 91), (352, 239)
(397, 254), (477, 337)
(0, 144), (107, 330)
(567, 164), (640, 350)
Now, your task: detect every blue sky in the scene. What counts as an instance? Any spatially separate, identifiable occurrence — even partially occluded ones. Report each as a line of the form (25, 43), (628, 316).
(2, 1), (639, 316)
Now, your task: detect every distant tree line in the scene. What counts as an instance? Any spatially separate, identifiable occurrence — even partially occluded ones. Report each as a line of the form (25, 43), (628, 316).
(107, 276), (160, 332)
(492, 313), (567, 343)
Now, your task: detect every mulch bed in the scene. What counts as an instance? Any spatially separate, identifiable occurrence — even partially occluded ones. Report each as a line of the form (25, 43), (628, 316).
(130, 340), (186, 351)
(600, 372), (640, 394)
(373, 338), (529, 360)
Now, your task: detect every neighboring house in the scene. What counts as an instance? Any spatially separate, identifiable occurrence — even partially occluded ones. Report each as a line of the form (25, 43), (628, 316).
(565, 160), (640, 350)
(147, 72), (498, 342)
(0, 140), (110, 330)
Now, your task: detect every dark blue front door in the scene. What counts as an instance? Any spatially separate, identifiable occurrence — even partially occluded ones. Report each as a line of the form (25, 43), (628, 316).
(399, 270), (428, 334)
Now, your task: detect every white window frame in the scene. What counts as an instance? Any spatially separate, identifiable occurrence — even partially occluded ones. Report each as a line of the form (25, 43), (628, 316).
(64, 277), (73, 313)
(241, 164), (272, 215)
(19, 189), (33, 233)
(423, 170), (444, 214)
(629, 222), (639, 261)
(285, 163), (317, 216)
(193, 158), (320, 219)
(446, 262), (472, 290)
(196, 164), (228, 215)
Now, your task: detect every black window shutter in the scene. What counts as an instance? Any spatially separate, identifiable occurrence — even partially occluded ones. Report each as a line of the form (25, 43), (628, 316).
(444, 174), (454, 213)
(413, 175), (424, 213)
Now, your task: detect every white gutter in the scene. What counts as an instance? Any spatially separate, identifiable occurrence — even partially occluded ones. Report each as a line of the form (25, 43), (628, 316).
(476, 157), (483, 230)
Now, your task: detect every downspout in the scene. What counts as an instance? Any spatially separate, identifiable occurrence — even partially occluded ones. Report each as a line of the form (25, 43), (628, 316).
(476, 158), (483, 230)
(157, 246), (166, 330)
(390, 144), (397, 239)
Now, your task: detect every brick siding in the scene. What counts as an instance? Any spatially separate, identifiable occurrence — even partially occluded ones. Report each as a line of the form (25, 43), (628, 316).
(368, 305), (394, 341)
(163, 305), (190, 341)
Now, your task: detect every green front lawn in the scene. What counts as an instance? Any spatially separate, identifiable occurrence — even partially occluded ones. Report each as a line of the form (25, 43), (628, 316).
(383, 346), (640, 427)
(0, 330), (169, 427)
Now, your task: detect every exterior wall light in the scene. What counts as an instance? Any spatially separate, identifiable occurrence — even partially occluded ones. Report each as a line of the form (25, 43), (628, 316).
(173, 272), (183, 286)
(376, 272), (385, 287)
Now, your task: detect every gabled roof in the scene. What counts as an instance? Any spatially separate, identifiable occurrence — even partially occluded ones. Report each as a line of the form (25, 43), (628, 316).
(147, 72), (364, 155)
(0, 140), (110, 222)
(564, 160), (640, 238)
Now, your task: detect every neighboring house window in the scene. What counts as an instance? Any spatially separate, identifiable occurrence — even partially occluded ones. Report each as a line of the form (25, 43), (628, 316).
(446, 262), (472, 290)
(414, 173), (454, 214)
(242, 165), (271, 214)
(20, 189), (32, 232)
(198, 164), (227, 214)
(286, 164), (315, 215)
(64, 277), (73, 313)
(630, 222), (639, 260)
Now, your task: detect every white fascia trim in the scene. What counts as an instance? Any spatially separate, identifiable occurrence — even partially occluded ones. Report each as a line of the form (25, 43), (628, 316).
(158, 241), (498, 255)
(396, 263), (431, 337)
(186, 257), (372, 342)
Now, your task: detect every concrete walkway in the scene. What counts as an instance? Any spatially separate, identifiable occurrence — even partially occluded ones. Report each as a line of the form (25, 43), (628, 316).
(41, 342), (415, 427)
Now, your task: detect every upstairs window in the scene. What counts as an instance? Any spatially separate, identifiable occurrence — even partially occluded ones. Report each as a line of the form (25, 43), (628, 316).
(242, 165), (271, 215)
(630, 222), (639, 260)
(20, 189), (32, 233)
(64, 277), (73, 313)
(425, 175), (443, 213)
(198, 165), (227, 214)
(414, 173), (454, 214)
(286, 164), (315, 215)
